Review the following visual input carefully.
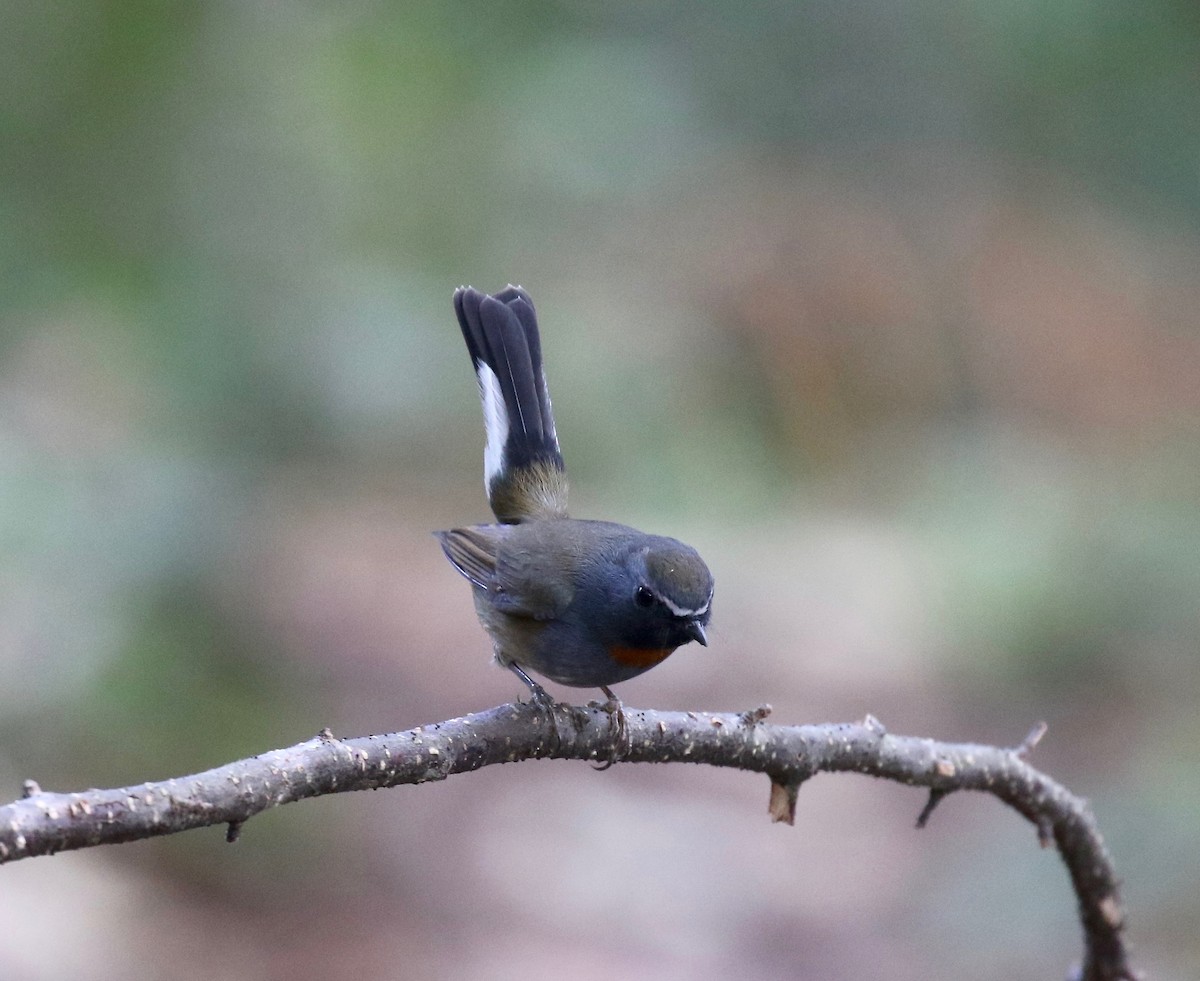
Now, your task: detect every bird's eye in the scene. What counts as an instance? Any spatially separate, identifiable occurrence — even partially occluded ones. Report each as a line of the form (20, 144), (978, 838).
(634, 585), (656, 608)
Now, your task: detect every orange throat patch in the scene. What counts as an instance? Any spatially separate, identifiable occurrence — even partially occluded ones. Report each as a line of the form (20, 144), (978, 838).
(608, 645), (675, 669)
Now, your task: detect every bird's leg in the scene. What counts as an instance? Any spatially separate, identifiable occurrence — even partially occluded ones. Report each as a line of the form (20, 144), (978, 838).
(506, 661), (561, 755)
(593, 685), (631, 770)
(507, 660), (554, 708)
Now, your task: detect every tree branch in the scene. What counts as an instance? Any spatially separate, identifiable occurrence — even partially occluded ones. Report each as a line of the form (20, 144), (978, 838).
(0, 702), (1135, 980)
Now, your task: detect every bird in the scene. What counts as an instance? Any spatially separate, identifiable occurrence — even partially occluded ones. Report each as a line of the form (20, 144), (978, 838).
(435, 285), (714, 733)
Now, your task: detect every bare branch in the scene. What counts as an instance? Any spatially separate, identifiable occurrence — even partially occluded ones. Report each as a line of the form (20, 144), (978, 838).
(0, 702), (1135, 980)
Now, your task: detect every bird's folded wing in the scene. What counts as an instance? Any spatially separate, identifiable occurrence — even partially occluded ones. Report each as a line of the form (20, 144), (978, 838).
(434, 526), (500, 591)
(436, 523), (574, 620)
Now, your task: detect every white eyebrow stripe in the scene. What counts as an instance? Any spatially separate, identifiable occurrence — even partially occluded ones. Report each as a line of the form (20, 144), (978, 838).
(661, 595), (711, 618)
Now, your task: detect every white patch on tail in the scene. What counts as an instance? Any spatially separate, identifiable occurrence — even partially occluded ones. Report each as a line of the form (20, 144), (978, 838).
(477, 361), (509, 492)
(540, 368), (558, 449)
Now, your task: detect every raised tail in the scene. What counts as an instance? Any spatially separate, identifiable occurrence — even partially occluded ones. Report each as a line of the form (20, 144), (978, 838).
(453, 285), (568, 523)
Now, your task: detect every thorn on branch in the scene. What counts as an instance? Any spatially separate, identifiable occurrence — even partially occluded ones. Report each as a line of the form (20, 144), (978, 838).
(1015, 721), (1049, 758)
(21, 780), (42, 798)
(768, 769), (813, 826)
(768, 779), (798, 825)
(225, 821), (243, 844)
(1037, 815), (1055, 849)
(916, 788), (950, 829)
(739, 704), (772, 726)
(318, 727), (336, 742)
(860, 713), (887, 735)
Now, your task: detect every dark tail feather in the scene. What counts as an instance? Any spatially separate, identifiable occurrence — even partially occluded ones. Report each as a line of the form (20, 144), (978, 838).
(453, 286), (567, 522)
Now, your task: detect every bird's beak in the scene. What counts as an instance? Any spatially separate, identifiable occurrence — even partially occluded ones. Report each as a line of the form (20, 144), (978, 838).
(685, 620), (708, 646)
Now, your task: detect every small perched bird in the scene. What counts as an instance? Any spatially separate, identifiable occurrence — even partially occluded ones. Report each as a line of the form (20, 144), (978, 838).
(436, 285), (714, 717)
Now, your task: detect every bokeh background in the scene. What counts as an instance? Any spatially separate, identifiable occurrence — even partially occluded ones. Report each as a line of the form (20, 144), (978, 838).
(2, 2), (1197, 978)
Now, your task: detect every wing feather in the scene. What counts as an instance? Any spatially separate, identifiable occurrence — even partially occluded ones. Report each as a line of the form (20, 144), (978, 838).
(434, 527), (500, 591)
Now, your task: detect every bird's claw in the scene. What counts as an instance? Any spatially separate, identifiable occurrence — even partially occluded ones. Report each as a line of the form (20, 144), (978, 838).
(507, 662), (562, 755)
(592, 686), (632, 770)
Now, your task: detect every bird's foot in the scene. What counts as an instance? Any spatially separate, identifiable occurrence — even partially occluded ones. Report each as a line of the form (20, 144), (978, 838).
(592, 685), (632, 770)
(507, 662), (562, 755)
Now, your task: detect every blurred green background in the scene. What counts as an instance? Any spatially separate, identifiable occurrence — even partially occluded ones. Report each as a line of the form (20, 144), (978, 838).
(2, 2), (1197, 978)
